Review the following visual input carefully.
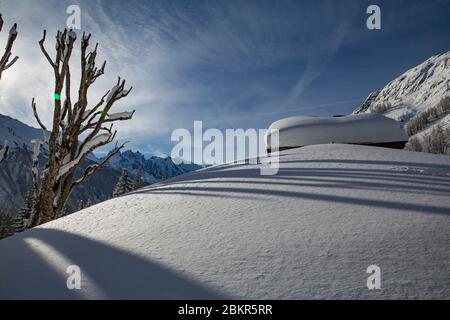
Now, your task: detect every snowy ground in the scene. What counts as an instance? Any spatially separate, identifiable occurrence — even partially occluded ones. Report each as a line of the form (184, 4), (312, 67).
(0, 144), (449, 299)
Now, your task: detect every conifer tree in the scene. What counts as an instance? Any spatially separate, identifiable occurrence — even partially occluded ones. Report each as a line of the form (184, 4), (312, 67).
(113, 169), (133, 197)
(78, 199), (93, 211)
(0, 212), (14, 239)
(78, 200), (85, 211)
(132, 167), (148, 190)
(13, 186), (36, 233)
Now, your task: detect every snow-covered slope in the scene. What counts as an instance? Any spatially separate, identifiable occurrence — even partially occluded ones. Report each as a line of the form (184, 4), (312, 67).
(354, 91), (380, 114)
(353, 51), (450, 120)
(1, 144), (449, 299)
(0, 114), (49, 149)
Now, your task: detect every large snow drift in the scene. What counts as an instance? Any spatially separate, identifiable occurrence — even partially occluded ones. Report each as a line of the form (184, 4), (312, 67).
(266, 114), (407, 150)
(0, 144), (449, 299)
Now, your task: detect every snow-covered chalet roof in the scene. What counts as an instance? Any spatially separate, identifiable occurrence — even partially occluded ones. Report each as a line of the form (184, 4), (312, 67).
(266, 113), (408, 150)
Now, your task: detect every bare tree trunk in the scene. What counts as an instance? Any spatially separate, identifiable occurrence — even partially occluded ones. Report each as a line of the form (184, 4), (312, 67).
(0, 14), (18, 164)
(31, 29), (134, 226)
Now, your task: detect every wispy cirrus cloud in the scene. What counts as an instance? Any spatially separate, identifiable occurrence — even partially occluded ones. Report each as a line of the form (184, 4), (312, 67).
(1, 0), (357, 154)
(1, 0), (448, 156)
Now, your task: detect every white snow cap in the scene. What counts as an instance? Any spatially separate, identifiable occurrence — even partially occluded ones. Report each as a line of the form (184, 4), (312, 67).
(58, 133), (111, 179)
(8, 24), (17, 36)
(30, 139), (43, 162)
(266, 113), (408, 149)
(67, 29), (77, 43)
(107, 85), (120, 102)
(107, 111), (134, 121)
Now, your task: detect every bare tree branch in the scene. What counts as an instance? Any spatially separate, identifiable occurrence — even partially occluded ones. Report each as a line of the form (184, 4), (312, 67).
(3, 55), (18, 70)
(31, 98), (47, 131)
(82, 90), (110, 123)
(0, 16), (18, 80)
(70, 142), (126, 190)
(38, 30), (56, 69)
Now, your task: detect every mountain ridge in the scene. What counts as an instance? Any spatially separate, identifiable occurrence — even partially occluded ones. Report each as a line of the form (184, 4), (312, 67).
(353, 51), (450, 122)
(106, 149), (201, 183)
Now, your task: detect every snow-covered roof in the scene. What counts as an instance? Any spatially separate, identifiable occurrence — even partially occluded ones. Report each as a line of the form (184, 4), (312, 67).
(1, 144), (449, 299)
(266, 113), (407, 149)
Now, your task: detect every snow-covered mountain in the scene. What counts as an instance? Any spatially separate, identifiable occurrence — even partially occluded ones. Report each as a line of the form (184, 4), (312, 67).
(107, 150), (201, 183)
(353, 51), (450, 120)
(0, 114), (49, 149)
(353, 51), (450, 153)
(0, 113), (98, 161)
(1, 144), (449, 299)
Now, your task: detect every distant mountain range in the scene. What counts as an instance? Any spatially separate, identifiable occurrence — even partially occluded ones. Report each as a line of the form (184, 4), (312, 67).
(107, 150), (201, 183)
(0, 113), (201, 216)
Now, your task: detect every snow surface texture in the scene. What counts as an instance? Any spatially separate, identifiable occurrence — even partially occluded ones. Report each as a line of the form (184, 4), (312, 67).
(0, 144), (449, 299)
(353, 51), (450, 122)
(266, 114), (407, 149)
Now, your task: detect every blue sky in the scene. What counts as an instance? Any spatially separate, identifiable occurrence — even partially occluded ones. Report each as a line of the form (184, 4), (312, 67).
(0, 0), (449, 158)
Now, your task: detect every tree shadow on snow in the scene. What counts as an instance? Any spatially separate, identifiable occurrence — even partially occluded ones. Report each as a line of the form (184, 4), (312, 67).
(0, 228), (223, 300)
(280, 158), (450, 171)
(132, 160), (450, 216)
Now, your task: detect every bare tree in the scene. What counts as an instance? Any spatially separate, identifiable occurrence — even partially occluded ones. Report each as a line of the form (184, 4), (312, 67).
(404, 135), (422, 152)
(30, 29), (134, 227)
(426, 123), (447, 154)
(0, 14), (19, 163)
(369, 102), (390, 114)
(0, 211), (14, 239)
(0, 14), (19, 80)
(405, 97), (450, 136)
